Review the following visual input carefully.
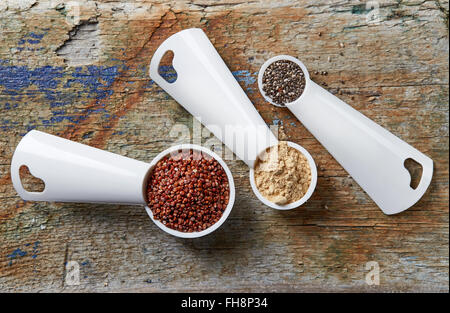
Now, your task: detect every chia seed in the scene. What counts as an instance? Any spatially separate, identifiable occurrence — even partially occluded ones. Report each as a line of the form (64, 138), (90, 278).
(262, 60), (306, 106)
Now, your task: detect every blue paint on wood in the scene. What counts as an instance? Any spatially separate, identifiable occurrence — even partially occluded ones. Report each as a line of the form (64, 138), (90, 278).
(273, 118), (283, 126)
(18, 32), (46, 46)
(7, 248), (27, 265)
(65, 66), (119, 100)
(157, 65), (177, 83)
(7, 248), (27, 259)
(31, 241), (40, 259)
(0, 60), (121, 132)
(0, 60), (259, 134)
(29, 32), (46, 40)
(232, 70), (257, 88)
(27, 39), (41, 45)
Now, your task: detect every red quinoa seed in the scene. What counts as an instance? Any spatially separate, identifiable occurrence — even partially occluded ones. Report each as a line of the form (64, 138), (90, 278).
(146, 150), (229, 233)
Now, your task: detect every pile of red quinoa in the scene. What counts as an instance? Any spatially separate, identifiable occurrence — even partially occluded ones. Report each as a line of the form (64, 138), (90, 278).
(146, 150), (230, 233)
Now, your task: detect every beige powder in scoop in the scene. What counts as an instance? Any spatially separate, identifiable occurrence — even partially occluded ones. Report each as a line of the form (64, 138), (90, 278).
(254, 141), (311, 205)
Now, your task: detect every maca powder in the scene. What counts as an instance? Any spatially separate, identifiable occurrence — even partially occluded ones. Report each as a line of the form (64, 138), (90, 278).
(254, 141), (311, 205)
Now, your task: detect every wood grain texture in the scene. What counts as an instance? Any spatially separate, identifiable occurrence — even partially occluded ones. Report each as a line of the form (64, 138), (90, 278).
(0, 0), (448, 292)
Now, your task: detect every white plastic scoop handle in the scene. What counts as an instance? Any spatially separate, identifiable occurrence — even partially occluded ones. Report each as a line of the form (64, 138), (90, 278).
(10, 131), (236, 238)
(259, 55), (433, 215)
(11, 130), (150, 204)
(149, 28), (278, 168)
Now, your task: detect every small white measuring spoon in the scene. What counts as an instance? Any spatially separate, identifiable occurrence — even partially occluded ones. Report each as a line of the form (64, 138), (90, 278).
(11, 130), (235, 238)
(258, 55), (433, 215)
(249, 141), (317, 210)
(149, 29), (317, 210)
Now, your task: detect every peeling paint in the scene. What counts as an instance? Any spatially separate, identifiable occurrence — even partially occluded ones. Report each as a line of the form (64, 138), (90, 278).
(0, 61), (121, 133)
(7, 248), (27, 266)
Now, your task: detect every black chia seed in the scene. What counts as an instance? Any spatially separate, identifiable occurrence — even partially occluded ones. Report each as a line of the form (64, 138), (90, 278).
(262, 60), (306, 106)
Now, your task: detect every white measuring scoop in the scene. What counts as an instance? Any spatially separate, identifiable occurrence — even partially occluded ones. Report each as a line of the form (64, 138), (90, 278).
(258, 55), (433, 215)
(149, 29), (317, 210)
(11, 130), (235, 238)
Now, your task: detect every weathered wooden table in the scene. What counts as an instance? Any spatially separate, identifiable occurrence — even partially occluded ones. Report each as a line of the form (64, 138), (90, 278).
(0, 0), (448, 292)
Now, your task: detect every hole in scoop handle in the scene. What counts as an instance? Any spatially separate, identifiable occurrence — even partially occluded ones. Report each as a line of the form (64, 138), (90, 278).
(149, 37), (179, 92)
(288, 81), (433, 215)
(11, 155), (48, 201)
(402, 152), (433, 208)
(11, 130), (150, 205)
